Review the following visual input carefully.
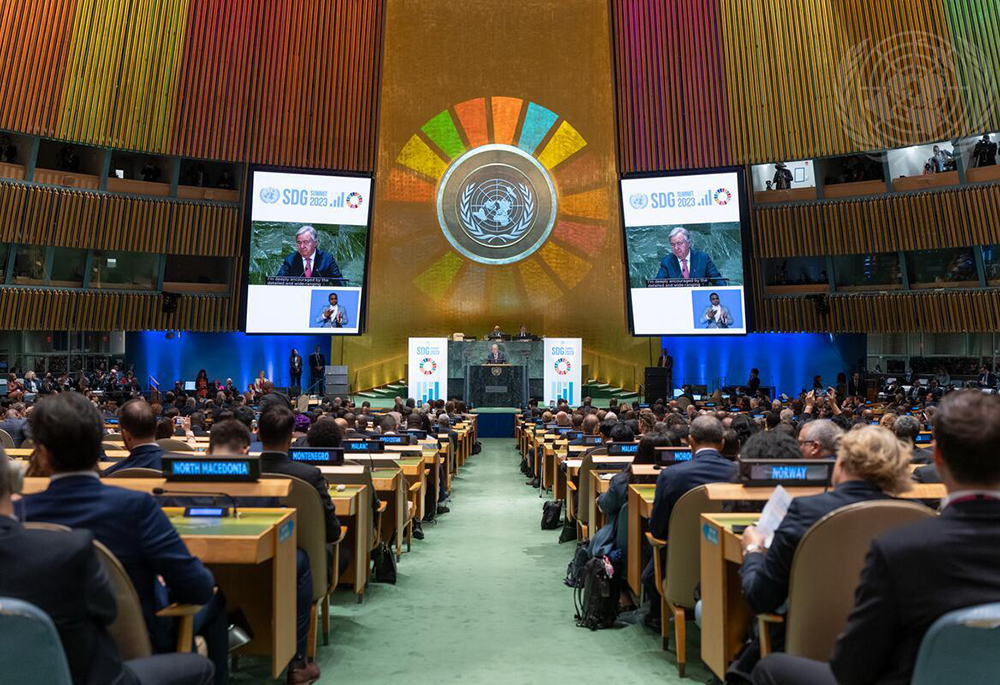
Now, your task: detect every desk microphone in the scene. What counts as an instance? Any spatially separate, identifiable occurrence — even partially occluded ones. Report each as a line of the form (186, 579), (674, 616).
(152, 487), (241, 518)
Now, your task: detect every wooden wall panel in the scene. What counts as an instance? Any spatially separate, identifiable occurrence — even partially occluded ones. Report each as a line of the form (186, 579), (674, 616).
(611, 0), (731, 172)
(0, 288), (235, 331)
(756, 290), (1000, 333)
(0, 0), (382, 170)
(0, 182), (240, 256)
(753, 185), (1000, 258)
(613, 0), (1000, 171)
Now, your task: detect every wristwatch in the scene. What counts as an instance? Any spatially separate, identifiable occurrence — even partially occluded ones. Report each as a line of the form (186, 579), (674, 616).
(743, 543), (764, 557)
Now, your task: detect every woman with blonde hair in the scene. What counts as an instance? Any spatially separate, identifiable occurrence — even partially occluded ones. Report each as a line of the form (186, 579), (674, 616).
(728, 426), (912, 680)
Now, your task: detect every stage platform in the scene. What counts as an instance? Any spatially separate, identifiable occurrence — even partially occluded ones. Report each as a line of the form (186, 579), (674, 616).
(470, 408), (518, 438)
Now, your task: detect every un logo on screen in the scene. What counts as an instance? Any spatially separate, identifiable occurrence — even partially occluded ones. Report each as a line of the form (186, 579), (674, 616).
(629, 192), (648, 209)
(459, 178), (534, 247)
(437, 144), (556, 265)
(259, 187), (280, 204)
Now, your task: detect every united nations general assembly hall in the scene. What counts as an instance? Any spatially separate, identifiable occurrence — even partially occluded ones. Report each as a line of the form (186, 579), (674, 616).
(1, 1), (1000, 684)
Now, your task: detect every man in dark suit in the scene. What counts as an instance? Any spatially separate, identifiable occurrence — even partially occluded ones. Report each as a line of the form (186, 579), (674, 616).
(752, 390), (1000, 685)
(256, 406), (345, 684)
(643, 415), (737, 627)
(309, 345), (327, 396)
(847, 371), (864, 398)
(894, 415), (932, 464)
(657, 348), (672, 369)
(655, 226), (723, 283)
(485, 344), (507, 364)
(746, 368), (761, 396)
(289, 348), (303, 394)
(276, 225), (343, 280)
(0, 407), (29, 446)
(17, 392), (228, 685)
(977, 365), (997, 388)
(103, 399), (164, 476)
(0, 458), (214, 685)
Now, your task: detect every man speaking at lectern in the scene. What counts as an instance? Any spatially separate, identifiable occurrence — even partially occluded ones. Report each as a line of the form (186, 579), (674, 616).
(485, 344), (507, 364)
(655, 226), (723, 283)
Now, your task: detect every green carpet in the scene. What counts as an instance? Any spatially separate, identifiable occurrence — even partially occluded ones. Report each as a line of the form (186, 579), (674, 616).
(236, 438), (712, 684)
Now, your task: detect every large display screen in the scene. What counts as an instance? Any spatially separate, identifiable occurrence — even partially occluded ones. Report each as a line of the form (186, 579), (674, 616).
(620, 169), (750, 335)
(244, 169), (373, 334)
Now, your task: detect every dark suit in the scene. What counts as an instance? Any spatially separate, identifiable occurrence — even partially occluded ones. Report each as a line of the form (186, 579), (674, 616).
(259, 452), (340, 543)
(649, 448), (736, 539)
(978, 372), (998, 387)
(910, 447), (933, 465)
(276, 249), (343, 280)
(912, 463), (940, 483)
(753, 498), (1000, 685)
(290, 354), (303, 390)
(643, 449), (737, 615)
(655, 249), (723, 282)
(19, 476), (220, 675)
(0, 416), (29, 446)
(847, 378), (865, 397)
(485, 351), (508, 364)
(309, 351), (326, 395)
(102, 443), (164, 476)
(0, 518), (121, 685)
(740, 481), (889, 615)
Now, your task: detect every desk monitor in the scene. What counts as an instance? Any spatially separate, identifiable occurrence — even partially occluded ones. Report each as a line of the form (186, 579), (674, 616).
(654, 446), (693, 467)
(570, 435), (602, 446)
(405, 429), (428, 440)
(607, 442), (640, 456)
(729, 406), (741, 412)
(693, 394), (703, 401)
(556, 426), (574, 436)
(914, 431), (933, 445)
(375, 434), (413, 446)
(105, 418), (119, 425)
(343, 439), (385, 453)
(703, 401), (717, 408)
(289, 447), (345, 466)
(162, 454), (260, 482)
(869, 420), (880, 426)
(738, 459), (833, 487)
(564, 431), (583, 440)
(183, 381), (196, 392)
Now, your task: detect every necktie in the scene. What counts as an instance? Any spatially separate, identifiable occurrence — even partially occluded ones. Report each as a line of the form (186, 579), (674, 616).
(304, 257), (312, 278)
(681, 259), (689, 279)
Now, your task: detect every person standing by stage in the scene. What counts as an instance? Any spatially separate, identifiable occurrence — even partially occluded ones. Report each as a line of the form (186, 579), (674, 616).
(309, 345), (327, 397)
(289, 348), (303, 395)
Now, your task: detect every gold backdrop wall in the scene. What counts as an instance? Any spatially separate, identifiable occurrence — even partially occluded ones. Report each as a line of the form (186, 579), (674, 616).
(342, 0), (650, 391)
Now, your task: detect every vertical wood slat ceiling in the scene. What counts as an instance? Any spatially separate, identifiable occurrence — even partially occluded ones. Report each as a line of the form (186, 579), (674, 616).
(613, 0), (1000, 173)
(0, 181), (240, 256)
(0, 0), (383, 171)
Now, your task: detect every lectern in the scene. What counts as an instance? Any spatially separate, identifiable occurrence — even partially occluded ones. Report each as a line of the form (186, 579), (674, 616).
(465, 364), (528, 408)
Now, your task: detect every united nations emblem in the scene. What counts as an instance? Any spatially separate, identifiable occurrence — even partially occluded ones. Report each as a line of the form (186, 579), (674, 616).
(629, 192), (648, 209)
(437, 144), (557, 265)
(259, 187), (280, 204)
(491, 366), (503, 377)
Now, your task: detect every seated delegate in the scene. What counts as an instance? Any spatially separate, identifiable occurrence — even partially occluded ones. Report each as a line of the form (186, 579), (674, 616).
(752, 390), (1000, 684)
(731, 426), (912, 681)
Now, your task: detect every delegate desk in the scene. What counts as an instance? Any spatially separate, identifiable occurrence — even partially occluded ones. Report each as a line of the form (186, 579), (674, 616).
(18, 477), (297, 679)
(320, 466), (373, 601)
(626, 481), (948, 597)
(166, 508), (297, 679)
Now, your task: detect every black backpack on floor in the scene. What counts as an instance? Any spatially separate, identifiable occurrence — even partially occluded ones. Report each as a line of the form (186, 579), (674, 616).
(541, 500), (562, 529)
(574, 556), (619, 630)
(564, 541), (590, 588)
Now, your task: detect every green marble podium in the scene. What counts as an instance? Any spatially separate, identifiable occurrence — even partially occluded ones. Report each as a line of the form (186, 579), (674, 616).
(465, 364), (528, 408)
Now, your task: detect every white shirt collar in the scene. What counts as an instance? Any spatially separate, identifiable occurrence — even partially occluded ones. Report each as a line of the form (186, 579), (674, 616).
(51, 470), (100, 482)
(942, 489), (1000, 509)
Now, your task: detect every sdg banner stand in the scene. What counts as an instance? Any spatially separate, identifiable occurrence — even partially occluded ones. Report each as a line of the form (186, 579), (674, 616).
(543, 338), (582, 406)
(408, 338), (448, 404)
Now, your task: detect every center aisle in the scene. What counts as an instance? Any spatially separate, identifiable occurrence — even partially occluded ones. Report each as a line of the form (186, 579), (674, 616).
(241, 437), (710, 684)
